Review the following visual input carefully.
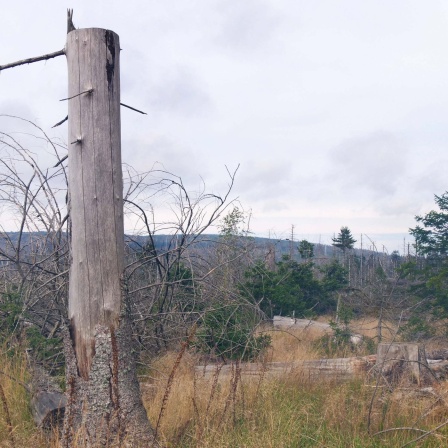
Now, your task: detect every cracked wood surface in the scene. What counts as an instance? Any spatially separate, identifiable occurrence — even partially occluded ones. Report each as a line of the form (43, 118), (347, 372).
(66, 28), (124, 380)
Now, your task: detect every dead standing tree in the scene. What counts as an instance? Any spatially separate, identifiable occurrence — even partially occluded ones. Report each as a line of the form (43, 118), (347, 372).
(1, 11), (159, 447)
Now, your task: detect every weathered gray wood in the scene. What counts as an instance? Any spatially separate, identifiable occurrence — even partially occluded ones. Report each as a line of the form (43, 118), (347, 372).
(273, 316), (333, 332)
(427, 359), (448, 380)
(272, 316), (333, 333)
(67, 28), (123, 379)
(272, 316), (363, 344)
(427, 349), (448, 360)
(64, 27), (158, 446)
(196, 355), (377, 382)
(375, 343), (432, 385)
(196, 352), (448, 384)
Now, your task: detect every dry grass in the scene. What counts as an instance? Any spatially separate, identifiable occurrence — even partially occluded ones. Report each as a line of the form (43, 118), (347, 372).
(3, 318), (448, 447)
(349, 317), (398, 341)
(143, 351), (199, 443)
(139, 317), (447, 446)
(0, 348), (47, 448)
(261, 326), (322, 363)
(143, 348), (448, 447)
(256, 317), (398, 363)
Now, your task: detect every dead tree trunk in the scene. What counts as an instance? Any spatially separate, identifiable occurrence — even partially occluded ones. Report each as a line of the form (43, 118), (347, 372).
(67, 26), (124, 386)
(375, 343), (433, 386)
(63, 27), (158, 447)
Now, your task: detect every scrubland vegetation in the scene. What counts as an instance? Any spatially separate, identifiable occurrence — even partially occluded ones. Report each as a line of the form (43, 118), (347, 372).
(2, 118), (448, 446)
(143, 323), (448, 448)
(2, 323), (448, 447)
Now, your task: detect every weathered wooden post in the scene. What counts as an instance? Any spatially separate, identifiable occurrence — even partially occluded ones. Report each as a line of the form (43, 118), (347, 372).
(62, 19), (158, 447)
(0, 12), (159, 446)
(0, 10), (160, 446)
(66, 26), (124, 381)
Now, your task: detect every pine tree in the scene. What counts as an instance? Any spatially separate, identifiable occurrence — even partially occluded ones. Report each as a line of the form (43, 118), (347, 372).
(405, 192), (448, 314)
(298, 239), (314, 260)
(332, 227), (357, 255)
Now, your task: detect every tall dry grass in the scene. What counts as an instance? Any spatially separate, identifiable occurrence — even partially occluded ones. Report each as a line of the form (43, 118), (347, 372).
(2, 317), (448, 447)
(262, 326), (323, 363)
(0, 348), (48, 448)
(143, 343), (448, 447)
(257, 317), (397, 362)
(144, 322), (448, 448)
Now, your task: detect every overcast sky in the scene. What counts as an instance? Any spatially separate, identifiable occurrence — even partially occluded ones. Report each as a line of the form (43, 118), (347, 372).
(1, 1), (447, 252)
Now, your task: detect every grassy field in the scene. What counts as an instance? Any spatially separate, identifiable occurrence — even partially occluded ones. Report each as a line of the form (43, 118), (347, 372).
(1, 320), (448, 447)
(144, 322), (448, 447)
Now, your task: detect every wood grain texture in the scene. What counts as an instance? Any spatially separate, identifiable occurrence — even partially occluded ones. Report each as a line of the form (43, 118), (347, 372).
(196, 355), (377, 382)
(376, 342), (433, 386)
(66, 28), (123, 379)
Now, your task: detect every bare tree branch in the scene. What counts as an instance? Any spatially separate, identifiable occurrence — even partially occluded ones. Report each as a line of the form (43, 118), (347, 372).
(120, 103), (147, 115)
(52, 116), (68, 128)
(0, 49), (65, 72)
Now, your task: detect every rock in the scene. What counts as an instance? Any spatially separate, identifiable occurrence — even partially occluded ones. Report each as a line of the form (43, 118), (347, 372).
(31, 390), (66, 428)
(30, 364), (66, 429)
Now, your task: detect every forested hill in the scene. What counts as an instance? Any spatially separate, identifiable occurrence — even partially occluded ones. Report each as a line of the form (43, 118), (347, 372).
(1, 231), (383, 262)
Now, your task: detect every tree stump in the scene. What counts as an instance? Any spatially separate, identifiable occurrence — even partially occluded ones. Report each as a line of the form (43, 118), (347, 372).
(375, 343), (433, 386)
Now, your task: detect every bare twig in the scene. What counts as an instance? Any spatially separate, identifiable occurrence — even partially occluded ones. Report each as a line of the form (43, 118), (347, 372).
(52, 115), (68, 128)
(372, 427), (428, 437)
(120, 102), (147, 115)
(60, 88), (93, 102)
(400, 419), (448, 447)
(0, 49), (65, 71)
(367, 311), (404, 433)
(54, 155), (68, 168)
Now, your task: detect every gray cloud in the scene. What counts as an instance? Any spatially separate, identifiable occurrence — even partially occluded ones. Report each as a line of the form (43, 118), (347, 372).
(2, 1), (448, 243)
(213, 0), (281, 54)
(122, 134), (203, 187)
(237, 159), (294, 206)
(329, 132), (408, 198)
(0, 102), (34, 123)
(144, 66), (212, 117)
(413, 160), (448, 195)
